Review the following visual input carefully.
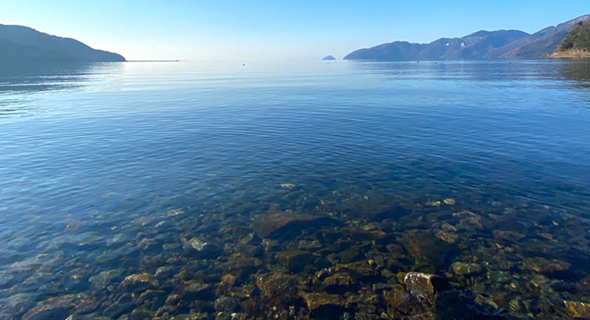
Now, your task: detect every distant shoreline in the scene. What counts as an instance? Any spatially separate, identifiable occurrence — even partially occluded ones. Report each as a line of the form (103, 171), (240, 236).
(126, 60), (180, 63)
(548, 49), (590, 59)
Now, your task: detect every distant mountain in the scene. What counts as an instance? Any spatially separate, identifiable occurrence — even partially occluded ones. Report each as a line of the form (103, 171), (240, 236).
(0, 24), (125, 63)
(487, 14), (590, 59)
(322, 55), (336, 60)
(344, 15), (590, 61)
(344, 30), (528, 61)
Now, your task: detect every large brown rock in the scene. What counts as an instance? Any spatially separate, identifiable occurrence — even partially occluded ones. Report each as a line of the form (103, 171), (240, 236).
(250, 209), (340, 240)
(404, 272), (451, 304)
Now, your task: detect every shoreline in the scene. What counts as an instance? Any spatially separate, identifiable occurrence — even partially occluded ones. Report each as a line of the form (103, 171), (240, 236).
(548, 49), (590, 59)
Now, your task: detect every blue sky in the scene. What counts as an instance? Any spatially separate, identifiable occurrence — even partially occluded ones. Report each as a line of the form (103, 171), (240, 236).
(1, 0), (589, 61)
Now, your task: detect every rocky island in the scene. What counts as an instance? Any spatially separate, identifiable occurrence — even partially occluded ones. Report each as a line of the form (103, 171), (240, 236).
(322, 55), (337, 61)
(0, 24), (125, 63)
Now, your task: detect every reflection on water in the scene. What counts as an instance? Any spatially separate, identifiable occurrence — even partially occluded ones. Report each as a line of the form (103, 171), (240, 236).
(559, 60), (590, 87)
(0, 61), (590, 320)
(0, 62), (124, 117)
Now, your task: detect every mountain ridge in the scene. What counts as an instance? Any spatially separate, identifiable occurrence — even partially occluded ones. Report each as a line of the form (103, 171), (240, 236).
(344, 15), (590, 61)
(0, 24), (125, 63)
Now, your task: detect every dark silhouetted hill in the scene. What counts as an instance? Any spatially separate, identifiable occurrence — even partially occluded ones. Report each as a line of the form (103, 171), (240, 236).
(344, 15), (590, 61)
(0, 24), (125, 63)
(322, 55), (336, 60)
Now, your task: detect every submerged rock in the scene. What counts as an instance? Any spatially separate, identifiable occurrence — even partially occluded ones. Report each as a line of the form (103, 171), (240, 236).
(426, 201), (441, 207)
(523, 257), (571, 275)
(2, 293), (36, 319)
(88, 269), (124, 289)
(22, 294), (97, 320)
(130, 216), (156, 227)
(118, 273), (159, 293)
(155, 265), (179, 280)
(493, 230), (525, 243)
(257, 272), (299, 297)
(384, 289), (431, 318)
(250, 209), (340, 240)
(302, 293), (344, 318)
(136, 290), (167, 306)
(183, 237), (223, 259)
(404, 272), (451, 304)
(435, 229), (459, 244)
(451, 262), (483, 276)
(341, 226), (388, 241)
(254, 272), (303, 314)
(183, 281), (215, 300)
(563, 301), (590, 318)
(324, 272), (354, 293)
(130, 308), (152, 320)
(225, 253), (263, 279)
(275, 250), (313, 272)
(403, 272), (507, 319)
(434, 287), (507, 320)
(102, 300), (136, 320)
(64, 221), (84, 233)
(487, 270), (512, 283)
(444, 198), (456, 205)
(402, 230), (454, 266)
(214, 297), (239, 313)
(339, 247), (363, 264)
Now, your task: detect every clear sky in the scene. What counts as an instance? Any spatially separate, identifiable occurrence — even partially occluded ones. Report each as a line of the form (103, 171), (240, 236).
(1, 0), (589, 61)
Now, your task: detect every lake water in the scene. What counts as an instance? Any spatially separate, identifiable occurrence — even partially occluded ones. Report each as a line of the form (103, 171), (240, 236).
(1, 60), (590, 320)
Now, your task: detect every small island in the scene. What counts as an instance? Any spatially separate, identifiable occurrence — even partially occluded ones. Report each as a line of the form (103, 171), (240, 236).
(322, 55), (336, 61)
(550, 20), (590, 58)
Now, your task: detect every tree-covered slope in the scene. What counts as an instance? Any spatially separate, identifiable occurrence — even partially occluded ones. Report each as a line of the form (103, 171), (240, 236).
(557, 20), (590, 52)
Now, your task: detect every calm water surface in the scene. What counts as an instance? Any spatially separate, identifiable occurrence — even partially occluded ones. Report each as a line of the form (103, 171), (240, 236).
(1, 60), (590, 319)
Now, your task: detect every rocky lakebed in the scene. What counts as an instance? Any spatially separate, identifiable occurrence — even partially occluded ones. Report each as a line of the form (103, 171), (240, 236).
(1, 185), (590, 320)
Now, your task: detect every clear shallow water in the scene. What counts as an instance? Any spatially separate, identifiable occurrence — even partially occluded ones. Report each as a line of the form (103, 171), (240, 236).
(1, 60), (590, 319)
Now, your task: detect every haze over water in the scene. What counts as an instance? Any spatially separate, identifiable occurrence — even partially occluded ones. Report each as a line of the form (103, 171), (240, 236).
(1, 60), (590, 319)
